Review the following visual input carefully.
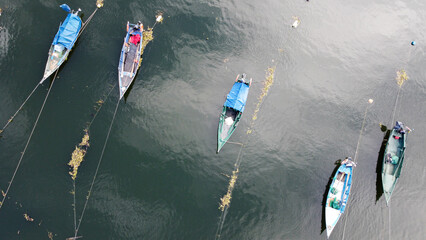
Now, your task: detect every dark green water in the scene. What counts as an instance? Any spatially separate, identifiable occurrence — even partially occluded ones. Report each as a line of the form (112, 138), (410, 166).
(0, 0), (425, 239)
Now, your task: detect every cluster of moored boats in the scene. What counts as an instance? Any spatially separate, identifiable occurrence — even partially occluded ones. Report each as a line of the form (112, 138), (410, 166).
(41, 3), (147, 100)
(8, 2), (413, 239)
(218, 80), (411, 238)
(219, 82), (411, 238)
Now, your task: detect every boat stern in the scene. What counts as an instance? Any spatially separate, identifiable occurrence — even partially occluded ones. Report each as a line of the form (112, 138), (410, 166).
(325, 207), (341, 238)
(382, 172), (396, 205)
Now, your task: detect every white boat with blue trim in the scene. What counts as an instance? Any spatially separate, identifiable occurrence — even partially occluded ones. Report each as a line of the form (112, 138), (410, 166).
(325, 158), (356, 238)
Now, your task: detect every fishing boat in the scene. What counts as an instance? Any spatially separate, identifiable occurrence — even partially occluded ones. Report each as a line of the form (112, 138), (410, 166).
(217, 74), (251, 153)
(41, 4), (82, 84)
(382, 121), (408, 205)
(325, 158), (356, 238)
(118, 21), (144, 99)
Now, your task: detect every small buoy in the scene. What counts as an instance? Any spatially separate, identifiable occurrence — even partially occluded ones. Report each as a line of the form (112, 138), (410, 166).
(156, 15), (163, 22)
(411, 41), (416, 46)
(292, 18), (300, 28)
(96, 0), (104, 8)
(368, 99), (374, 104)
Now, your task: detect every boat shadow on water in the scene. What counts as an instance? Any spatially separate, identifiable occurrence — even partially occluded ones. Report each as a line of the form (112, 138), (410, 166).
(320, 159), (343, 234)
(122, 67), (144, 102)
(375, 125), (391, 203)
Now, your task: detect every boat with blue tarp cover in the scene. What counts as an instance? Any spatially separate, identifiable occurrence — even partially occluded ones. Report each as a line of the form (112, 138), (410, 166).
(325, 158), (356, 238)
(382, 121), (409, 205)
(217, 74), (251, 153)
(41, 4), (82, 83)
(118, 21), (144, 99)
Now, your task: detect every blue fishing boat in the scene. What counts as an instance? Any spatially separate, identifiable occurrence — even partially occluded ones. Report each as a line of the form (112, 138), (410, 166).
(41, 4), (82, 83)
(118, 22), (144, 99)
(382, 121), (409, 205)
(217, 74), (251, 153)
(325, 158), (356, 238)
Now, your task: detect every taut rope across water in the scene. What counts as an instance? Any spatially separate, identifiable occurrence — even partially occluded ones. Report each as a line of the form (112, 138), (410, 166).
(341, 99), (374, 240)
(73, 97), (120, 239)
(0, 70), (59, 212)
(215, 67), (275, 239)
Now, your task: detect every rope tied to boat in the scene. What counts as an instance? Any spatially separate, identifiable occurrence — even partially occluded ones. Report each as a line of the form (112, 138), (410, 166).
(76, 0), (104, 41)
(341, 99), (374, 240)
(0, 83), (41, 136)
(215, 67), (275, 240)
(72, 97), (120, 239)
(0, 70), (59, 213)
(69, 84), (115, 232)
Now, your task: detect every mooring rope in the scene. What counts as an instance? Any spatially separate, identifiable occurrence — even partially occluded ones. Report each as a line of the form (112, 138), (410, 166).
(1, 3), (103, 137)
(390, 87), (402, 128)
(215, 68), (275, 240)
(71, 83), (115, 232)
(388, 200), (391, 240)
(77, 8), (99, 39)
(0, 83), (41, 135)
(215, 202), (230, 240)
(215, 142), (245, 240)
(341, 100), (374, 240)
(74, 97), (120, 238)
(87, 84), (116, 130)
(0, 70), (59, 213)
(72, 180), (77, 231)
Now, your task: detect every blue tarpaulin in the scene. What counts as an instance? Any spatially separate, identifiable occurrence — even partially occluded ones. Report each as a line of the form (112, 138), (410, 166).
(52, 13), (82, 49)
(224, 82), (250, 112)
(60, 4), (71, 13)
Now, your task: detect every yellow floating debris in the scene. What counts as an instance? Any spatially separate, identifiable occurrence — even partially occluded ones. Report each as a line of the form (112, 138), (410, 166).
(248, 67), (275, 132)
(23, 213), (34, 222)
(68, 130), (90, 180)
(396, 69), (408, 87)
(142, 28), (154, 53)
(219, 169), (239, 211)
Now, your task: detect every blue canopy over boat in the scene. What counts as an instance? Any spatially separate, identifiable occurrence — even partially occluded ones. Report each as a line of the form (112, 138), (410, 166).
(52, 13), (82, 49)
(224, 82), (250, 112)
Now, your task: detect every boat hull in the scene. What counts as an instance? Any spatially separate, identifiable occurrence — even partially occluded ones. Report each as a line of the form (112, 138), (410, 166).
(118, 22), (143, 99)
(41, 11), (82, 84)
(216, 76), (250, 153)
(381, 128), (406, 204)
(325, 160), (354, 238)
(41, 45), (71, 83)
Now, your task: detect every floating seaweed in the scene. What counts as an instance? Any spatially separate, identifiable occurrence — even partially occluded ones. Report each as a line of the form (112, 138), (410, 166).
(137, 27), (155, 67)
(249, 67), (275, 130)
(396, 69), (408, 87)
(219, 66), (275, 211)
(142, 28), (154, 53)
(219, 169), (238, 211)
(23, 213), (34, 222)
(68, 130), (90, 180)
